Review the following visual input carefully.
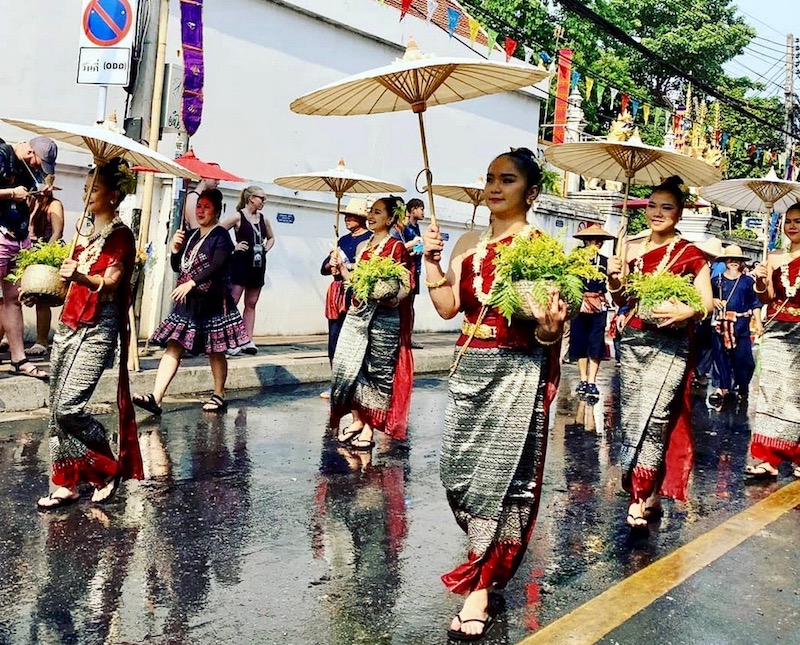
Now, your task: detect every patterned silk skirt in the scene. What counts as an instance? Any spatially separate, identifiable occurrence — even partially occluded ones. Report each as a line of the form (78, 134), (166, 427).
(751, 322), (800, 465)
(331, 302), (402, 434)
(48, 305), (121, 488)
(151, 295), (249, 355)
(440, 345), (553, 595)
(619, 327), (694, 501)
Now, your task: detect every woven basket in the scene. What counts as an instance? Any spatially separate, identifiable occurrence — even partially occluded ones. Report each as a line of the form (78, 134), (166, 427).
(370, 277), (401, 302)
(638, 300), (690, 328)
(20, 264), (67, 307)
(512, 279), (581, 320)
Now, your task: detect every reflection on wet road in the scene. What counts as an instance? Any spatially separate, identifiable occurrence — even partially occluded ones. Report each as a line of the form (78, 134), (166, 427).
(0, 367), (790, 644)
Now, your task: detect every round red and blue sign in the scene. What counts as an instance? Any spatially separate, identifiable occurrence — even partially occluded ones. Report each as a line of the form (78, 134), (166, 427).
(82, 0), (134, 47)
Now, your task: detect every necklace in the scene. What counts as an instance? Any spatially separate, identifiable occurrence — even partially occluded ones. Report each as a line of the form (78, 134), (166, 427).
(778, 260), (800, 299)
(357, 233), (391, 263)
(76, 217), (123, 273)
(180, 227), (215, 273)
(634, 234), (680, 274)
(472, 224), (534, 305)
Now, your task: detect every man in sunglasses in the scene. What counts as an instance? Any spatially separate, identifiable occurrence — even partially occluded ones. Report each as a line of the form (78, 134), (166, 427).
(0, 136), (58, 380)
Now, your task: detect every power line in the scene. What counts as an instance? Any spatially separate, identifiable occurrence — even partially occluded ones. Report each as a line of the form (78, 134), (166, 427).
(754, 34), (787, 48)
(552, 0), (792, 138)
(746, 39), (786, 56)
(738, 10), (784, 38)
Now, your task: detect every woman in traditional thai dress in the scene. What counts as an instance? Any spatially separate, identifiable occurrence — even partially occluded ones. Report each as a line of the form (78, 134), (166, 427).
(36, 158), (143, 510)
(328, 196), (414, 452)
(745, 202), (800, 479)
(422, 149), (567, 641)
(607, 176), (714, 533)
(133, 189), (249, 415)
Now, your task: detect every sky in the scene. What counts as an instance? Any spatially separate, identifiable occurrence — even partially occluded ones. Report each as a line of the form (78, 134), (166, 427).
(726, 0), (798, 98)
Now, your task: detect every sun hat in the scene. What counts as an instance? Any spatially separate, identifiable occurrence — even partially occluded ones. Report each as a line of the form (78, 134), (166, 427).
(573, 224), (615, 241)
(340, 197), (370, 218)
(718, 244), (749, 262)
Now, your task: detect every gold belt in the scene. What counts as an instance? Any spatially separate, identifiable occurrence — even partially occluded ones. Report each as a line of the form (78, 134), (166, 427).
(462, 320), (497, 339)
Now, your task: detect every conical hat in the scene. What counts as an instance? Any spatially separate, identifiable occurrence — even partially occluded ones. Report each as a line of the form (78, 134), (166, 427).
(573, 224), (615, 240)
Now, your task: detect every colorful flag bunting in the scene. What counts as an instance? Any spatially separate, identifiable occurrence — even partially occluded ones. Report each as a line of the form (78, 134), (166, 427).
(571, 70), (580, 90)
(643, 104), (651, 124)
(523, 45), (534, 64)
(400, 0), (412, 20)
(631, 99), (639, 118)
(487, 29), (498, 54)
(595, 82), (606, 105)
(426, 0), (438, 22)
(584, 77), (594, 101)
(539, 51), (552, 64)
(620, 93), (629, 114)
(447, 7), (460, 36)
(504, 38), (518, 61)
(468, 17), (480, 44)
(609, 88), (619, 110)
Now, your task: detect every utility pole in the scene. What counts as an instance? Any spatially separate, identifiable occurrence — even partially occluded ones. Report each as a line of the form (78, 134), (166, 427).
(786, 33), (795, 174)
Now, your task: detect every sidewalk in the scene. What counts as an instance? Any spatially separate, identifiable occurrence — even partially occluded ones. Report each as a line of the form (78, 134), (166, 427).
(0, 332), (458, 415)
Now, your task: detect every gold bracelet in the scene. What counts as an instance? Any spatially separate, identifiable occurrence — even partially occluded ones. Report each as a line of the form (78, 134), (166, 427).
(425, 275), (448, 289)
(91, 276), (105, 293)
(753, 283), (767, 294)
(535, 327), (562, 346)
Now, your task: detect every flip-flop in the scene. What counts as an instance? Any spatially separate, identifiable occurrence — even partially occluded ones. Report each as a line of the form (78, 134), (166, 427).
(745, 463), (778, 479)
(92, 475), (122, 504)
(36, 493), (80, 511)
(446, 613), (495, 642)
(350, 439), (375, 452)
(26, 343), (48, 357)
(132, 393), (163, 416)
(202, 394), (228, 412)
(336, 426), (363, 445)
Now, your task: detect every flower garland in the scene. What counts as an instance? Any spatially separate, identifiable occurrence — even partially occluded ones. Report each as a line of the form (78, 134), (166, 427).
(779, 261), (800, 299)
(633, 234), (681, 274)
(357, 233), (392, 263)
(180, 228), (215, 273)
(472, 224), (534, 305)
(77, 217), (123, 273)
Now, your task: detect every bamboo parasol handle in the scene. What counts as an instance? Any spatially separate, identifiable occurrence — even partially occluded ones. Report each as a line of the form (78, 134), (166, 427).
(67, 169), (99, 258)
(416, 112), (438, 229)
(762, 202), (774, 262)
(615, 178), (633, 261)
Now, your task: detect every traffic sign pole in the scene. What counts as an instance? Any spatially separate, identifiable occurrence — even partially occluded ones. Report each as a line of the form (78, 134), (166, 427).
(96, 85), (108, 123)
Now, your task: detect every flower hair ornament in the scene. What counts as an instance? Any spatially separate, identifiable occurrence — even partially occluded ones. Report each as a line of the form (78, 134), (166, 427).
(112, 160), (138, 196)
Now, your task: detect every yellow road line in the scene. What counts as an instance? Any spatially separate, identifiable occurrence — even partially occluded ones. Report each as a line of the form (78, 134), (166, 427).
(517, 481), (800, 645)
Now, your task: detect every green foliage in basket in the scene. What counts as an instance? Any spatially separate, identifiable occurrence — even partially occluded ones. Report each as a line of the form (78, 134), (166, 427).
(6, 240), (69, 284)
(624, 270), (704, 312)
(489, 233), (604, 321)
(349, 255), (410, 302)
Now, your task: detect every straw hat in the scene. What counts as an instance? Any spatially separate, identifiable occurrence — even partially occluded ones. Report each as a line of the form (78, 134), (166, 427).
(340, 197), (370, 218)
(719, 244), (749, 262)
(573, 224), (615, 241)
(695, 237), (723, 258)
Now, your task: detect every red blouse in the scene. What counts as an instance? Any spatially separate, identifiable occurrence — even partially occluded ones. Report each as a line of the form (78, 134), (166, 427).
(60, 226), (136, 330)
(626, 238), (707, 331)
(459, 236), (537, 352)
(768, 255), (800, 322)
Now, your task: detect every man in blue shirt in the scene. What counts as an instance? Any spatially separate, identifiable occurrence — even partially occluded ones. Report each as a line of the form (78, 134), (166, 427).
(391, 198), (424, 348)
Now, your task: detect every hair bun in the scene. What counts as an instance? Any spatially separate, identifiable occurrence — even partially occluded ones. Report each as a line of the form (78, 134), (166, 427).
(662, 175), (684, 188)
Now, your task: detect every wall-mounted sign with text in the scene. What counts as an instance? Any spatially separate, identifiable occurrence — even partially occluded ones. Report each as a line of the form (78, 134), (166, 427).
(276, 213), (295, 224)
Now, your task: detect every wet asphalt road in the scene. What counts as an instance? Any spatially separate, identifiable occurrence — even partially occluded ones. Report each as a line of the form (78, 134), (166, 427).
(0, 365), (797, 644)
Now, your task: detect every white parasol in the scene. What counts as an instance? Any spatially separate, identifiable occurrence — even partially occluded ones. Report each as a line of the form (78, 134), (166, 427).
(425, 178), (485, 229)
(290, 39), (549, 228)
(273, 159), (405, 238)
(700, 168), (800, 259)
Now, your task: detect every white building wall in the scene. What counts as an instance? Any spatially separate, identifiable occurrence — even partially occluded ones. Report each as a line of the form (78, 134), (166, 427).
(1, 0), (548, 337)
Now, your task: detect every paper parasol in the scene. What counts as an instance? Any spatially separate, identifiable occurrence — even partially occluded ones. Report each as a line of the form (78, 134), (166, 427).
(290, 39), (548, 227)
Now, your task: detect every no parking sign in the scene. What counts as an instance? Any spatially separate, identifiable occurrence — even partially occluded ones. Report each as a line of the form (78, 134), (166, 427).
(77, 0), (138, 86)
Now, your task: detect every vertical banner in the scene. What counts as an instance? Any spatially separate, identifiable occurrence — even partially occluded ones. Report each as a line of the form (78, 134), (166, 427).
(180, 0), (204, 136)
(553, 49), (573, 144)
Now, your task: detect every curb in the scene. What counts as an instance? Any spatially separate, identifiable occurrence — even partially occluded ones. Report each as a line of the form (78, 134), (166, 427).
(0, 346), (454, 415)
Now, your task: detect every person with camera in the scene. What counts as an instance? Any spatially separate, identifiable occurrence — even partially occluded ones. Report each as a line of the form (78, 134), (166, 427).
(222, 185), (274, 355)
(0, 136), (57, 380)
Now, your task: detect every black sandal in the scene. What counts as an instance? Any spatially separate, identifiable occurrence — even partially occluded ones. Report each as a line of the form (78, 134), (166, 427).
(36, 492), (80, 511)
(92, 475), (122, 504)
(745, 463), (778, 479)
(132, 393), (163, 416)
(446, 613), (495, 642)
(350, 439), (375, 452)
(336, 425), (363, 445)
(202, 394), (228, 412)
(10, 359), (49, 382)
